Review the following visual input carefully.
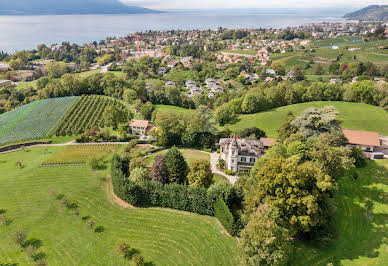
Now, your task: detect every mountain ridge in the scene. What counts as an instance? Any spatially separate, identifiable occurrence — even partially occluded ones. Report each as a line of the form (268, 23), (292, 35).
(343, 5), (388, 21)
(0, 0), (161, 15)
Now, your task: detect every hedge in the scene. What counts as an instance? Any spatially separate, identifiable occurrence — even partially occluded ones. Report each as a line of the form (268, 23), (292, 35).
(214, 198), (234, 234)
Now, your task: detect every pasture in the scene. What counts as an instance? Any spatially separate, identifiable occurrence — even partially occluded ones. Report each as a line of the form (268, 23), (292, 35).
(292, 159), (388, 265)
(0, 147), (237, 265)
(144, 148), (210, 167)
(0, 97), (79, 144)
(42, 144), (121, 165)
(225, 101), (388, 137)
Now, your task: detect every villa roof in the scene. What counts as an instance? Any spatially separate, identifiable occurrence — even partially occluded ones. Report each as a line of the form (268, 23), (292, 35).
(260, 138), (276, 147)
(342, 129), (380, 147)
(130, 119), (150, 129)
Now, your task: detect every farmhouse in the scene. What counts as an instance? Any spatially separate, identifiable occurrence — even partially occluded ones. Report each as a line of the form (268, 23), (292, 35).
(219, 136), (265, 173)
(343, 129), (381, 152)
(129, 119), (154, 135)
(0, 79), (12, 87)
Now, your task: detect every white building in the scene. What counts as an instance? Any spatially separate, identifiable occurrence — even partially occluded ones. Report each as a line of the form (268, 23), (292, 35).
(219, 137), (265, 173)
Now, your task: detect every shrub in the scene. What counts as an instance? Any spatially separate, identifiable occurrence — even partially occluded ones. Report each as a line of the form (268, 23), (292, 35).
(208, 180), (235, 205)
(88, 156), (104, 170)
(224, 169), (234, 175)
(214, 198), (234, 234)
(94, 226), (105, 233)
(350, 147), (367, 168)
(117, 242), (135, 259)
(129, 167), (150, 182)
(131, 254), (145, 266)
(187, 160), (213, 188)
(150, 155), (168, 184)
(0, 214), (12, 226)
(13, 230), (27, 246)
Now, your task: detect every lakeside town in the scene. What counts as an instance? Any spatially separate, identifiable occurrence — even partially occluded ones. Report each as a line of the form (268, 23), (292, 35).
(1, 6), (388, 265)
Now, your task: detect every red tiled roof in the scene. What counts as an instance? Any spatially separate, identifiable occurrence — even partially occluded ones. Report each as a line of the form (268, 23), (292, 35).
(260, 138), (276, 147)
(130, 119), (149, 128)
(342, 129), (380, 147)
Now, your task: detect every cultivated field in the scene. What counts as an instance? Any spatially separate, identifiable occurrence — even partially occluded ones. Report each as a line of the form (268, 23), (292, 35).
(293, 159), (388, 265)
(0, 97), (79, 144)
(225, 101), (388, 137)
(55, 95), (127, 136)
(43, 144), (121, 165)
(0, 147), (237, 265)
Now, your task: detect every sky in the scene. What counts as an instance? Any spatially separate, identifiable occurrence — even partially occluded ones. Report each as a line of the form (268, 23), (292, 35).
(119, 0), (388, 10)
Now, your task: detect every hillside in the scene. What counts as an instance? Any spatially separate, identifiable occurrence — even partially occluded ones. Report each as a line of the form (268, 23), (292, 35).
(0, 0), (160, 15)
(0, 147), (237, 265)
(343, 5), (388, 21)
(225, 101), (388, 137)
(0, 97), (78, 144)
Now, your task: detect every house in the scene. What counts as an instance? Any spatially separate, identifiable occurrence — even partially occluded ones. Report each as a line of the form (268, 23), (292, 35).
(185, 80), (197, 87)
(343, 129), (381, 153)
(219, 136), (265, 173)
(129, 120), (154, 135)
(329, 78), (342, 84)
(165, 81), (176, 87)
(260, 138), (276, 150)
(0, 80), (12, 88)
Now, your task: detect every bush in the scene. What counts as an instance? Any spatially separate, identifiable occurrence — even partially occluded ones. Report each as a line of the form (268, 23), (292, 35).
(117, 241), (136, 259)
(224, 169), (234, 175)
(165, 147), (188, 184)
(94, 226), (105, 233)
(129, 167), (149, 182)
(131, 254), (145, 266)
(187, 160), (213, 188)
(350, 147), (367, 168)
(150, 155), (168, 184)
(214, 198), (234, 234)
(88, 156), (104, 170)
(13, 230), (27, 246)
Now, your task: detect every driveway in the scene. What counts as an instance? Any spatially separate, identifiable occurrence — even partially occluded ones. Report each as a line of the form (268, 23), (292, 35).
(209, 152), (238, 184)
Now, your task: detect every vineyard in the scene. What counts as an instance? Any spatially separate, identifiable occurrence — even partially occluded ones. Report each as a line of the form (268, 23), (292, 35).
(0, 97), (79, 144)
(55, 95), (127, 136)
(42, 144), (121, 165)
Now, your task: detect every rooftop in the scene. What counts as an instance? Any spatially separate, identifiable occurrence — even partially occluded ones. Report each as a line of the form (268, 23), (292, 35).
(343, 129), (380, 147)
(130, 119), (150, 129)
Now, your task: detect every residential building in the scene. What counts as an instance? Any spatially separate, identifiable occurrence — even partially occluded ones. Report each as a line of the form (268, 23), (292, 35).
(343, 128), (381, 152)
(129, 120), (154, 135)
(0, 79), (12, 88)
(219, 136), (265, 173)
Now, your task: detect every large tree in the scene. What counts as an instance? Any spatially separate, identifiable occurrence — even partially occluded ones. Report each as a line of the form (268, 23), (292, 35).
(187, 159), (213, 188)
(238, 204), (291, 266)
(150, 155), (168, 184)
(164, 147), (188, 184)
(103, 105), (130, 129)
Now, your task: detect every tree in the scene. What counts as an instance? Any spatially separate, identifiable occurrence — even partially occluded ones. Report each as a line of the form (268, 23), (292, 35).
(131, 254), (145, 266)
(291, 106), (342, 139)
(139, 101), (154, 120)
(123, 89), (137, 103)
(293, 67), (305, 81)
(350, 146), (367, 168)
(238, 204), (291, 266)
(187, 159), (213, 188)
(103, 106), (130, 129)
(13, 230), (27, 246)
(277, 112), (297, 142)
(215, 104), (237, 126)
(46, 61), (69, 78)
(150, 155), (168, 184)
(245, 156), (334, 234)
(214, 198), (234, 234)
(129, 167), (149, 183)
(164, 147), (188, 184)
(9, 58), (24, 70)
(239, 127), (266, 140)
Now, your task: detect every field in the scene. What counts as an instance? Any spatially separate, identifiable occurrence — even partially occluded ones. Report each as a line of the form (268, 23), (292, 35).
(42, 144), (121, 165)
(55, 95), (127, 136)
(144, 148), (210, 167)
(154, 105), (194, 114)
(292, 159), (388, 265)
(219, 49), (257, 56)
(0, 147), (237, 265)
(225, 101), (388, 138)
(0, 97), (79, 144)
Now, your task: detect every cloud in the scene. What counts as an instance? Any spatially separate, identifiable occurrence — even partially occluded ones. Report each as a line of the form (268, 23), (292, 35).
(119, 0), (385, 9)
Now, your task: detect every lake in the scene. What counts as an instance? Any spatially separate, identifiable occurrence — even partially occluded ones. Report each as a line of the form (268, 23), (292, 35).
(0, 9), (350, 52)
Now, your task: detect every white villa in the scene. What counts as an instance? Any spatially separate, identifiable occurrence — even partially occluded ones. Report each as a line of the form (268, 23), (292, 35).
(219, 136), (265, 173)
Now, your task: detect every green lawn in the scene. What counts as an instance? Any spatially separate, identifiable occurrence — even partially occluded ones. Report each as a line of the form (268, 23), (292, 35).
(219, 49), (257, 56)
(154, 105), (194, 114)
(224, 101), (388, 138)
(0, 147), (237, 265)
(292, 159), (388, 265)
(144, 148), (210, 167)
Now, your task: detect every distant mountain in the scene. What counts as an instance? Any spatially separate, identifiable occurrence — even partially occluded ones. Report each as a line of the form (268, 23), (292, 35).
(0, 0), (161, 15)
(343, 5), (388, 21)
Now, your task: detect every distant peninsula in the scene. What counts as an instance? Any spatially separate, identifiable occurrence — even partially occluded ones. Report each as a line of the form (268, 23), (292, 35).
(343, 5), (388, 21)
(0, 0), (161, 15)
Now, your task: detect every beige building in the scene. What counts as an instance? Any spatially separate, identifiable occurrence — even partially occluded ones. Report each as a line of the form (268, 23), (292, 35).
(129, 120), (154, 135)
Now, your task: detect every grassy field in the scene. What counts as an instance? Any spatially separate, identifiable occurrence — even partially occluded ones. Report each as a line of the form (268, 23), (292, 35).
(225, 101), (388, 138)
(292, 159), (388, 265)
(154, 105), (194, 114)
(219, 49), (257, 56)
(144, 148), (210, 167)
(43, 144), (121, 165)
(0, 97), (79, 144)
(0, 147), (237, 265)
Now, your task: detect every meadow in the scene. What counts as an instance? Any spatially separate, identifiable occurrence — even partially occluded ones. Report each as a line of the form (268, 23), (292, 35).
(225, 101), (388, 137)
(144, 148), (210, 167)
(42, 144), (121, 165)
(0, 147), (237, 265)
(292, 160), (388, 265)
(0, 97), (79, 144)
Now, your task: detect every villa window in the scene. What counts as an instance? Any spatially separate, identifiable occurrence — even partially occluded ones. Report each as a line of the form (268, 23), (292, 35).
(241, 157), (246, 162)
(250, 158), (255, 163)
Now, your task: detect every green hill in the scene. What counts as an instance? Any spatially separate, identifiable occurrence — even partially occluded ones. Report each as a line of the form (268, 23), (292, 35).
(343, 5), (388, 21)
(0, 147), (237, 265)
(0, 97), (79, 144)
(225, 101), (388, 137)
